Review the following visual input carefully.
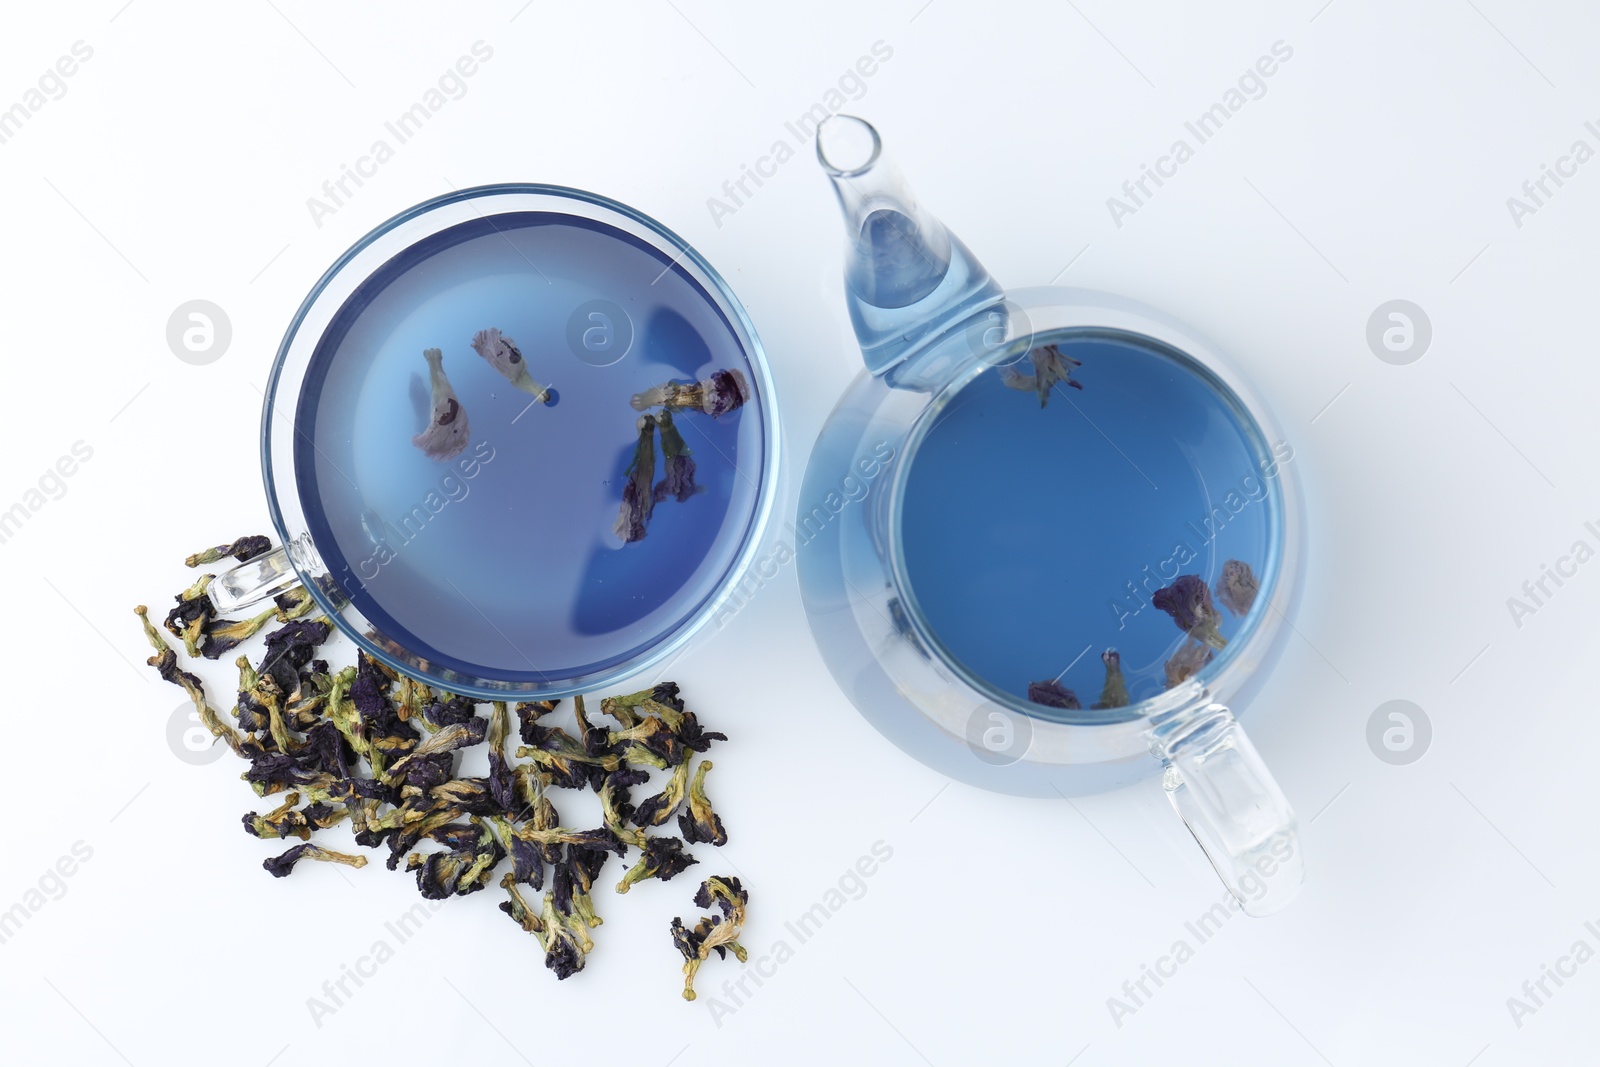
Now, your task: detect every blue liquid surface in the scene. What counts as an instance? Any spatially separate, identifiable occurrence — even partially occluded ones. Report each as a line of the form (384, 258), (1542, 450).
(295, 212), (764, 685)
(897, 333), (1276, 710)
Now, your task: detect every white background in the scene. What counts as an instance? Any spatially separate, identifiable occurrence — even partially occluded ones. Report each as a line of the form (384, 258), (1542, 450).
(2, 1), (1598, 1064)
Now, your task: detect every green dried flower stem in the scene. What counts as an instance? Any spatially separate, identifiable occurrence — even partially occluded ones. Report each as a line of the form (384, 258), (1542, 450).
(499, 872), (543, 934)
(135, 605), (245, 757)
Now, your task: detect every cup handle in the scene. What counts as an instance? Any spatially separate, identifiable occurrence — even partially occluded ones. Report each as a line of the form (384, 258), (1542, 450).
(207, 534), (318, 614)
(1149, 703), (1303, 916)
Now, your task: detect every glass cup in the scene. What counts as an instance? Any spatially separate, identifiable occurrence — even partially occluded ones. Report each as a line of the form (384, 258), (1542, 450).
(209, 184), (779, 700)
(799, 117), (1304, 915)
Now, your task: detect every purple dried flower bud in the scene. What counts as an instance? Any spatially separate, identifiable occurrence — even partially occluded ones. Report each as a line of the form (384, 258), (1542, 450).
(1027, 679), (1081, 709)
(1151, 574), (1227, 650)
(613, 415), (657, 543)
(653, 411), (699, 503)
(699, 369), (750, 417)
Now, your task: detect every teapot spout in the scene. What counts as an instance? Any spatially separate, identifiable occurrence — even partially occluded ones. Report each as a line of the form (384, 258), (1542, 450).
(817, 115), (1004, 378)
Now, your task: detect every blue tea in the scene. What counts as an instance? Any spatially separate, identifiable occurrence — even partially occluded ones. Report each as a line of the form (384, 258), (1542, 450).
(293, 211), (766, 685)
(897, 330), (1284, 712)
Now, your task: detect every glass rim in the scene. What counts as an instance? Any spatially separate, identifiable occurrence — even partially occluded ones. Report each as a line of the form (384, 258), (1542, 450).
(259, 182), (781, 699)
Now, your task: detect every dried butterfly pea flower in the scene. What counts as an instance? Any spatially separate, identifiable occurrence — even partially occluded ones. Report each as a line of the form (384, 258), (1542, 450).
(653, 410), (699, 503)
(350, 653), (420, 778)
(384, 718), (486, 784)
(634, 759), (691, 827)
(598, 693), (645, 730)
(260, 618), (335, 695)
(999, 343), (1084, 406)
(599, 772), (647, 849)
(538, 890), (589, 979)
(197, 602), (282, 661)
(233, 656), (269, 733)
(677, 760), (728, 847)
(630, 369), (750, 418)
(136, 605), (246, 758)
(406, 818), (504, 899)
(392, 674), (432, 726)
(412, 347), (471, 461)
(242, 754), (333, 798)
(272, 587), (315, 622)
(514, 699), (560, 738)
(378, 805), (471, 871)
(487, 817), (547, 890)
(164, 575), (216, 658)
(185, 535), (272, 568)
(421, 693), (478, 732)
(423, 778), (506, 817)
(615, 835), (697, 894)
(1215, 559), (1259, 618)
(671, 916), (711, 1000)
(614, 414), (657, 544)
(262, 842), (368, 878)
(693, 875), (749, 960)
(672, 876), (750, 1000)
(1027, 679), (1081, 710)
(608, 716), (685, 768)
(282, 671), (333, 733)
(299, 721), (355, 779)
(571, 695), (613, 761)
(498, 872), (544, 934)
(243, 791), (314, 841)
(674, 713), (728, 755)
(1151, 574), (1228, 651)
(471, 327), (551, 401)
(486, 701), (517, 813)
(1164, 639), (1214, 689)
(1091, 649), (1130, 710)
(564, 845), (610, 925)
(511, 767), (565, 864)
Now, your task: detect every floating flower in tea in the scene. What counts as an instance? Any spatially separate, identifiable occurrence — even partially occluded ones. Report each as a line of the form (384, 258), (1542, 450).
(613, 414), (657, 543)
(1027, 678), (1081, 710)
(999, 343), (1084, 406)
(653, 410), (699, 503)
(471, 327), (551, 402)
(1092, 649), (1130, 709)
(631, 368), (750, 417)
(1216, 559), (1259, 618)
(1152, 574), (1228, 651)
(412, 347), (470, 460)
(1164, 639), (1214, 688)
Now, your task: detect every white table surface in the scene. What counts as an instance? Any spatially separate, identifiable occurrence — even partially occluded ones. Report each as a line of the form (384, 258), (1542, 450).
(3, 2), (1597, 1064)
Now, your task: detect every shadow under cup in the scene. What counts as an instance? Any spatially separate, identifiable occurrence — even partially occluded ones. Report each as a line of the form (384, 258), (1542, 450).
(239, 186), (778, 699)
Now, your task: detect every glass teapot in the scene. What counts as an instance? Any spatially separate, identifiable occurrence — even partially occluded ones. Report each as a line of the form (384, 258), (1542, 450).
(797, 116), (1306, 915)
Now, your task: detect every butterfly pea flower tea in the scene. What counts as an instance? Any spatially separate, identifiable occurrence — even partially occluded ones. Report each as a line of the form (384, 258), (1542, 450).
(207, 184), (776, 700)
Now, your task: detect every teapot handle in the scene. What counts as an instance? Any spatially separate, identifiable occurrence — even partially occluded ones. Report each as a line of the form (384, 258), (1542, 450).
(1148, 703), (1303, 916)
